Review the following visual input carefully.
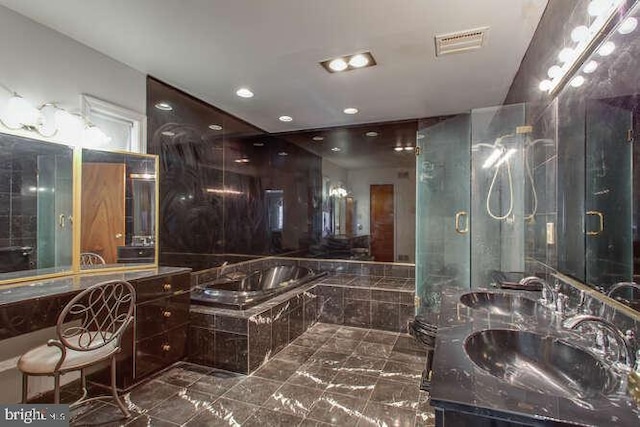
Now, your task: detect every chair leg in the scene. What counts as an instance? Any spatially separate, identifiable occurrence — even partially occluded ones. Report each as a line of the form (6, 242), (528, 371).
(110, 356), (130, 418)
(79, 369), (88, 401)
(53, 373), (60, 404)
(21, 374), (28, 404)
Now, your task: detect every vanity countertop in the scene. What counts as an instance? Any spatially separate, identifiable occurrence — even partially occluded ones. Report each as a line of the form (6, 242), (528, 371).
(0, 267), (191, 307)
(429, 287), (640, 426)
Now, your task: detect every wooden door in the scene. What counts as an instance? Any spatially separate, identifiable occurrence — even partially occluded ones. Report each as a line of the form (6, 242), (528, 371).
(81, 163), (126, 264)
(345, 197), (355, 237)
(370, 184), (394, 262)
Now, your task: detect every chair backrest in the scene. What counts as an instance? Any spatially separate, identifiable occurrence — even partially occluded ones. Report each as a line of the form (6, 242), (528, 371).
(80, 252), (106, 266)
(56, 280), (135, 351)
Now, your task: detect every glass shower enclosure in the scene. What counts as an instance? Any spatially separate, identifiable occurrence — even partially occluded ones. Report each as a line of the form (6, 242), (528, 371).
(415, 104), (529, 314)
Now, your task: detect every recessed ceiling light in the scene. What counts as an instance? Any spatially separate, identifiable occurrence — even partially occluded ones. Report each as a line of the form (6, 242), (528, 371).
(328, 58), (348, 72)
(236, 88), (254, 98)
(618, 17), (638, 34)
(570, 75), (585, 87)
(278, 151), (288, 156)
(404, 146), (414, 151)
(583, 60), (598, 73)
(161, 131), (175, 136)
(154, 102), (173, 111)
(349, 54), (369, 68)
(253, 142), (264, 147)
(598, 41), (615, 56)
(343, 107), (358, 115)
(279, 115), (293, 122)
(209, 124), (223, 131)
(365, 131), (378, 137)
(331, 147), (341, 152)
(312, 136), (324, 141)
(394, 147), (403, 152)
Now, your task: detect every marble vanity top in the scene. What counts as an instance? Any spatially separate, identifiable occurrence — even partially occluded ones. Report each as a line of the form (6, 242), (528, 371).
(0, 267), (191, 307)
(429, 287), (640, 426)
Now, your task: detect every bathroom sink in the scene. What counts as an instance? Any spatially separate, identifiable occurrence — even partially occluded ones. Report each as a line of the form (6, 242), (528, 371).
(459, 291), (542, 316)
(464, 329), (616, 399)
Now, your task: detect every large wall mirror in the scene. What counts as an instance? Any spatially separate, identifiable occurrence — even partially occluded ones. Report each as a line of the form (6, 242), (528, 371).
(81, 149), (157, 269)
(555, 1), (640, 311)
(0, 132), (73, 281)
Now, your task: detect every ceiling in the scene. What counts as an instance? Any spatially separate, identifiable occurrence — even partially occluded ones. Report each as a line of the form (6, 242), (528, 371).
(0, 0), (548, 133)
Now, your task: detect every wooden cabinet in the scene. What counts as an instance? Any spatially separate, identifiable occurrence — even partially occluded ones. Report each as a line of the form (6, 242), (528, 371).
(89, 271), (191, 390)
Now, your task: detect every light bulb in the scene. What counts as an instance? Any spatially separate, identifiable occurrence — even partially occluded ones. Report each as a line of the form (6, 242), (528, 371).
(54, 110), (84, 142)
(328, 58), (348, 72)
(394, 147), (403, 152)
(570, 75), (585, 87)
(343, 107), (358, 115)
(547, 65), (563, 79)
(1, 95), (41, 129)
(208, 124), (223, 131)
(583, 60), (598, 73)
(236, 88), (254, 98)
(84, 125), (111, 147)
(617, 17), (638, 34)
(539, 80), (553, 91)
(558, 48), (575, 63)
(348, 54), (369, 68)
(598, 41), (615, 56)
(571, 25), (590, 42)
(278, 115), (293, 122)
(37, 104), (58, 137)
(588, 0), (614, 17)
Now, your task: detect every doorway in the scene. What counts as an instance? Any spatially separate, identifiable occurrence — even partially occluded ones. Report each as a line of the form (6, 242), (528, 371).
(370, 184), (394, 262)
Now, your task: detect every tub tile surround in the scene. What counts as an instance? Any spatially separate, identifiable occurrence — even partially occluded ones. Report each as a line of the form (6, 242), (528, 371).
(188, 257), (416, 374)
(63, 325), (434, 427)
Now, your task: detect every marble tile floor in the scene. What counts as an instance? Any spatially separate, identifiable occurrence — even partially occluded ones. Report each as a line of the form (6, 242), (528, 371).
(67, 323), (435, 426)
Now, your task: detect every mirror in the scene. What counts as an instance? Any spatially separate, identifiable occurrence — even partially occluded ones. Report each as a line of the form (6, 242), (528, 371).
(81, 149), (157, 269)
(0, 132), (73, 281)
(555, 2), (640, 310)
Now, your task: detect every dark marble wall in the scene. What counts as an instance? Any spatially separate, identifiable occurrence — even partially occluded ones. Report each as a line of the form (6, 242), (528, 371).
(147, 77), (322, 269)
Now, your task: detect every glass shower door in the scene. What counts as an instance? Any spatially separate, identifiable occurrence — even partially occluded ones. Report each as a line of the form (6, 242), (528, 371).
(415, 114), (471, 314)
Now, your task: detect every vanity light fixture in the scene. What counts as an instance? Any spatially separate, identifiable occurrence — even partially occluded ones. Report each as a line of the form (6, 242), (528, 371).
(394, 147), (403, 152)
(343, 107), (358, 115)
(320, 51), (377, 73)
(312, 136), (324, 141)
(570, 75), (585, 87)
(278, 115), (293, 122)
(0, 94), (41, 129)
(538, 0), (625, 94)
(404, 146), (415, 151)
(236, 88), (254, 98)
(583, 60), (599, 73)
(208, 124), (223, 131)
(618, 17), (638, 34)
(154, 102), (173, 111)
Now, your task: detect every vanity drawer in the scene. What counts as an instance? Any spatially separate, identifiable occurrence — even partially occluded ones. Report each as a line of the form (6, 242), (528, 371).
(135, 324), (187, 380)
(133, 272), (191, 302)
(136, 293), (190, 339)
(117, 246), (155, 264)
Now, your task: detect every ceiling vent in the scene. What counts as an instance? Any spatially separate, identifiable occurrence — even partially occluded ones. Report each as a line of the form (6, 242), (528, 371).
(435, 27), (489, 56)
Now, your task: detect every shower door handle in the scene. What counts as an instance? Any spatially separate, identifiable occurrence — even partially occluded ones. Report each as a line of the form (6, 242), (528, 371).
(455, 211), (469, 234)
(586, 211), (604, 236)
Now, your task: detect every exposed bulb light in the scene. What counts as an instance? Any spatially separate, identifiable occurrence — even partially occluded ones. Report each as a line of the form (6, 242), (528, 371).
(84, 124), (111, 147)
(278, 115), (293, 122)
(161, 131), (176, 136)
(495, 148), (517, 167)
(598, 41), (615, 56)
(54, 110), (84, 142)
(236, 88), (254, 98)
(539, 79), (553, 91)
(154, 102), (172, 111)
(1, 94), (41, 129)
(37, 104), (58, 137)
(618, 17), (638, 34)
(583, 60), (598, 73)
(482, 148), (504, 169)
(394, 147), (403, 152)
(547, 65), (563, 79)
(208, 124), (223, 131)
(365, 131), (378, 137)
(570, 75), (585, 87)
(404, 146), (414, 151)
(558, 48), (575, 63)
(343, 107), (358, 115)
(348, 54), (369, 68)
(331, 147), (341, 152)
(571, 25), (590, 42)
(312, 136), (324, 141)
(588, 0), (614, 17)
(328, 58), (348, 72)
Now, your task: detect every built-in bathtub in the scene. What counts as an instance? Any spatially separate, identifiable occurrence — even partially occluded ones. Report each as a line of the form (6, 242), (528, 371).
(191, 265), (325, 309)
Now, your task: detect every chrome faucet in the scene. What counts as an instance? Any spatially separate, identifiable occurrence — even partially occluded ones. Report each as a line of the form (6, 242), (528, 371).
(563, 314), (636, 369)
(217, 261), (229, 279)
(519, 276), (559, 309)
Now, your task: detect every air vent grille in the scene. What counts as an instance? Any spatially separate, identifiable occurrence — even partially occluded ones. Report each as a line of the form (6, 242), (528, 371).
(435, 27), (489, 56)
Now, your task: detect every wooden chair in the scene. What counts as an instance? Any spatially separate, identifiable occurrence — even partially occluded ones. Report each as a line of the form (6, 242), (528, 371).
(17, 280), (136, 418)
